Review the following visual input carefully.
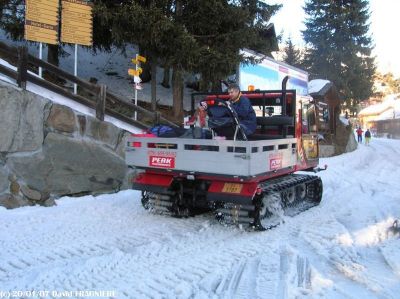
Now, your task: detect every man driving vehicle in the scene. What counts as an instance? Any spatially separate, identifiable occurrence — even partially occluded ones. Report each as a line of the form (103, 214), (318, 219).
(199, 83), (256, 139)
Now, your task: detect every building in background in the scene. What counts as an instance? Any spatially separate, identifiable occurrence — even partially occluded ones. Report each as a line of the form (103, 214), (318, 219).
(358, 94), (400, 138)
(308, 80), (341, 140)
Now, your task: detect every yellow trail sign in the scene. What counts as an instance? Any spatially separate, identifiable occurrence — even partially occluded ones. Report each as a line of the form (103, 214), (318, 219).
(26, 13), (58, 26)
(137, 55), (147, 63)
(25, 26), (58, 45)
(26, 2), (59, 14)
(26, 0), (59, 8)
(61, 37), (92, 46)
(62, 10), (93, 21)
(62, 2), (93, 13)
(128, 68), (143, 77)
(61, 21), (92, 31)
(132, 56), (147, 65)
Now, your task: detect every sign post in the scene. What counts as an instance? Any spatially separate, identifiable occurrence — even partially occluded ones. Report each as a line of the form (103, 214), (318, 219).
(74, 44), (78, 94)
(134, 54), (139, 121)
(128, 54), (146, 120)
(61, 0), (93, 94)
(39, 43), (43, 78)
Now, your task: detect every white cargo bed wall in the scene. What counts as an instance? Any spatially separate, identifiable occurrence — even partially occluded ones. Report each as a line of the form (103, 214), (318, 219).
(126, 137), (297, 177)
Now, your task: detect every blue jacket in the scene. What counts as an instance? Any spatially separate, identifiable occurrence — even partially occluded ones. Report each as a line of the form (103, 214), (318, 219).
(231, 95), (257, 135)
(210, 95), (256, 135)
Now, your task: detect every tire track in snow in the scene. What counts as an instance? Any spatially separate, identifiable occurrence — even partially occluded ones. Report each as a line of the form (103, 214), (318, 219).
(0, 197), (310, 298)
(276, 248), (289, 299)
(256, 255), (281, 299)
(0, 201), (215, 284)
(217, 256), (260, 299)
(292, 210), (394, 298)
(380, 241), (400, 278)
(1, 218), (287, 298)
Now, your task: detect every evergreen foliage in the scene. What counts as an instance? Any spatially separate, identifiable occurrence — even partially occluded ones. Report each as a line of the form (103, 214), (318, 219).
(0, 0), (24, 40)
(302, 0), (376, 113)
(374, 72), (400, 95)
(282, 37), (302, 68)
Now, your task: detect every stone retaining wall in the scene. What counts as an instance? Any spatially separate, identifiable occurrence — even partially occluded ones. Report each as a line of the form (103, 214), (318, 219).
(319, 117), (357, 158)
(0, 81), (132, 208)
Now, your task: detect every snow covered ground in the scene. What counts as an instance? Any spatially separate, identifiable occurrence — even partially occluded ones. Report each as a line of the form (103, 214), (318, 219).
(1, 138), (399, 299)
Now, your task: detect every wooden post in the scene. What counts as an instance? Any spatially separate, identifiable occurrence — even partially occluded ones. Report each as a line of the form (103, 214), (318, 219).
(96, 84), (107, 121)
(17, 46), (28, 89)
(154, 111), (161, 125)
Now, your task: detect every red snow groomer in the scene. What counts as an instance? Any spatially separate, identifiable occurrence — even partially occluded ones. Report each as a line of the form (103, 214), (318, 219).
(126, 84), (325, 230)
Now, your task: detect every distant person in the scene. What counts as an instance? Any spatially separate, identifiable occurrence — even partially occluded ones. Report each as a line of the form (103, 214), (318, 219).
(365, 128), (371, 146)
(356, 126), (363, 143)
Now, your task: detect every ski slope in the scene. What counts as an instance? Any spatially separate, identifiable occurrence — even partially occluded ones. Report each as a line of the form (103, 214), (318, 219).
(1, 137), (400, 299)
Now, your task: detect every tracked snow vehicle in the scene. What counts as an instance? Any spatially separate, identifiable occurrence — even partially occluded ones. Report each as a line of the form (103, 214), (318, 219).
(126, 86), (325, 230)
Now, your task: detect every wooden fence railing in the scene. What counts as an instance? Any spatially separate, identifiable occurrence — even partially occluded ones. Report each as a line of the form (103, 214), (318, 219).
(0, 41), (178, 130)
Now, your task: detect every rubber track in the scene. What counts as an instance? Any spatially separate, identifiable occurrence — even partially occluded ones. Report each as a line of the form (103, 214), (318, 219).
(216, 174), (322, 230)
(258, 174), (320, 194)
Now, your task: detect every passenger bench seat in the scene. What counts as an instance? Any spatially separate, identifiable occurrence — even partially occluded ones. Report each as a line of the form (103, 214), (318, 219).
(256, 116), (294, 137)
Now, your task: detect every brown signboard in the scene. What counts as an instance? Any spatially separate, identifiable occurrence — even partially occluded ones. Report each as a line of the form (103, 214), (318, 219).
(61, 0), (93, 46)
(25, 0), (59, 44)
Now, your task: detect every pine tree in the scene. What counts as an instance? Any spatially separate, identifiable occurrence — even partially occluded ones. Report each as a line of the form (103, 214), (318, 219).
(282, 37), (302, 68)
(302, 0), (375, 115)
(0, 0), (24, 41)
(183, 1), (280, 86)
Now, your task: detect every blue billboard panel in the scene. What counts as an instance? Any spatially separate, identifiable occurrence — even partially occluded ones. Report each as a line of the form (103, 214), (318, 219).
(239, 51), (309, 96)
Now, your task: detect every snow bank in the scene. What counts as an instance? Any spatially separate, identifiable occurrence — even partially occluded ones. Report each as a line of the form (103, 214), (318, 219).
(339, 115), (350, 126)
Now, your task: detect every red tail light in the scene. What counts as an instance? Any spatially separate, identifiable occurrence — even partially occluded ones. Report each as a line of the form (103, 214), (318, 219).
(128, 141), (142, 147)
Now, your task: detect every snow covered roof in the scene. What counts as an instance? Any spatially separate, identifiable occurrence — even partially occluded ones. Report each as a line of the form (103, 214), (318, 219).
(308, 79), (333, 96)
(358, 94), (400, 119)
(375, 108), (395, 120)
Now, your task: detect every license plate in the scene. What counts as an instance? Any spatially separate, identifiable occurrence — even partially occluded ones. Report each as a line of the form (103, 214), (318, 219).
(222, 183), (243, 194)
